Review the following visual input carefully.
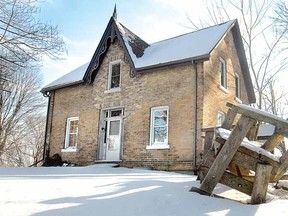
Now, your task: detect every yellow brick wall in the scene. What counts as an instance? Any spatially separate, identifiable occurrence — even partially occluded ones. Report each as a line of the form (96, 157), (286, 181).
(47, 41), (197, 170)
(47, 31), (251, 170)
(202, 31), (250, 129)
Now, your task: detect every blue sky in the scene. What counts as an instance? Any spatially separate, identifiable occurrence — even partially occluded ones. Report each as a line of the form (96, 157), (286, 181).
(37, 0), (207, 85)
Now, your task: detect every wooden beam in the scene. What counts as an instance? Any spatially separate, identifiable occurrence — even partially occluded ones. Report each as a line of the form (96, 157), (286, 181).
(272, 150), (288, 182)
(261, 132), (284, 152)
(230, 104), (288, 129)
(251, 163), (273, 204)
(199, 115), (256, 194)
(221, 107), (238, 129)
(220, 171), (253, 196)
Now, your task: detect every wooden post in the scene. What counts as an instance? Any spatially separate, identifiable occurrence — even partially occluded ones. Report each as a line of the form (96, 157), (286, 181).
(272, 150), (288, 182)
(261, 133), (284, 152)
(199, 115), (256, 194)
(221, 107), (237, 129)
(251, 163), (273, 204)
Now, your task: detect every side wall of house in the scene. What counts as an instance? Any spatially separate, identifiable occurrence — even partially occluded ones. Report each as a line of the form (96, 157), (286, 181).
(48, 85), (100, 165)
(47, 41), (197, 170)
(201, 30), (250, 130)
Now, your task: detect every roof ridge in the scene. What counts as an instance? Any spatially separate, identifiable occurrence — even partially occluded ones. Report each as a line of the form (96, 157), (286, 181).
(150, 19), (236, 46)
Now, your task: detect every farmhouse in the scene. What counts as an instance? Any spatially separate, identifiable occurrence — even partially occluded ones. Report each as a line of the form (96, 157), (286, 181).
(41, 9), (255, 170)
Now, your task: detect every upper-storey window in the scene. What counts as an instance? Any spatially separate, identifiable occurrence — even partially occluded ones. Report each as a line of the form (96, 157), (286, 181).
(219, 57), (227, 89)
(235, 73), (241, 99)
(108, 60), (121, 90)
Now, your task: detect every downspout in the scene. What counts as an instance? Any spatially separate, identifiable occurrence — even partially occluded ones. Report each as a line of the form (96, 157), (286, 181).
(192, 60), (198, 175)
(42, 93), (51, 162)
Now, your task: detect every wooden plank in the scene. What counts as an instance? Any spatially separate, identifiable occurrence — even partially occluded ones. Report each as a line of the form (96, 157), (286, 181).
(220, 171), (253, 196)
(251, 163), (273, 204)
(261, 132), (284, 152)
(221, 107), (238, 129)
(199, 115), (256, 194)
(215, 137), (281, 168)
(272, 150), (288, 182)
(199, 167), (253, 196)
(231, 104), (288, 130)
(203, 130), (215, 156)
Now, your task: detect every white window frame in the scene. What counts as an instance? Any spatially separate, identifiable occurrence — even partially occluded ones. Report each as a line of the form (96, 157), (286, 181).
(107, 60), (121, 92)
(147, 106), (169, 150)
(235, 73), (241, 101)
(219, 57), (227, 91)
(217, 111), (226, 126)
(62, 117), (79, 152)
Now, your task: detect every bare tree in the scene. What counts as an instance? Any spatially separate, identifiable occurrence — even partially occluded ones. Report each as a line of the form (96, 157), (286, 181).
(0, 0), (66, 71)
(188, 0), (288, 115)
(0, 66), (45, 166)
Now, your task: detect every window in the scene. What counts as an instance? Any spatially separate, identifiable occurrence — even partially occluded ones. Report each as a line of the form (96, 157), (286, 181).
(64, 117), (79, 150)
(235, 73), (241, 99)
(148, 106), (169, 149)
(219, 58), (227, 89)
(217, 111), (225, 126)
(108, 60), (121, 90)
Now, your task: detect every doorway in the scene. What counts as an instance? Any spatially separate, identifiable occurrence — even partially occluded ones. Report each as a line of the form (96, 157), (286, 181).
(99, 109), (123, 161)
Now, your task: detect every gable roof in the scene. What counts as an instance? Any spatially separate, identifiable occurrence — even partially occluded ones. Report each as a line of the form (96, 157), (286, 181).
(41, 13), (255, 103)
(121, 20), (235, 70)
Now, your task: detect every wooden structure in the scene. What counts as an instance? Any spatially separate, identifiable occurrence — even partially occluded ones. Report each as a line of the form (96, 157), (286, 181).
(192, 103), (288, 204)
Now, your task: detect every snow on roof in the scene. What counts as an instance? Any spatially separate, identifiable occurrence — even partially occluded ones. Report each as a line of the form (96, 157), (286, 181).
(41, 62), (89, 92)
(42, 19), (235, 92)
(125, 20), (235, 69)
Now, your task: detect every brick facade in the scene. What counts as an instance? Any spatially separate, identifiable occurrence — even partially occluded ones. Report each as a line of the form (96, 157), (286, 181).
(45, 27), (252, 171)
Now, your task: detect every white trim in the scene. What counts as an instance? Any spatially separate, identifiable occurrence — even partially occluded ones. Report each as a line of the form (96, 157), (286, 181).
(64, 117), (79, 149)
(235, 97), (242, 104)
(108, 60), (121, 91)
(146, 144), (170, 150)
(218, 85), (229, 94)
(149, 106), (169, 147)
(61, 147), (77, 153)
(219, 57), (227, 90)
(104, 87), (121, 94)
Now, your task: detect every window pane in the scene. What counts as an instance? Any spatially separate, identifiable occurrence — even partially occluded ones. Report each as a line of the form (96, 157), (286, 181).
(154, 110), (167, 126)
(110, 63), (120, 88)
(154, 126), (167, 143)
(111, 110), (122, 117)
(69, 134), (77, 147)
(109, 121), (120, 136)
(70, 120), (78, 133)
(235, 75), (240, 98)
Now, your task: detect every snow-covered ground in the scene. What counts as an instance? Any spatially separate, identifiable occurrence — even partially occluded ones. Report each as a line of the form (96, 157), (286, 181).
(0, 164), (288, 216)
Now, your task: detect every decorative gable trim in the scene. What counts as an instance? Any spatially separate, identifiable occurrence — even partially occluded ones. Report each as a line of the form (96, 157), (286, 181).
(83, 17), (142, 83)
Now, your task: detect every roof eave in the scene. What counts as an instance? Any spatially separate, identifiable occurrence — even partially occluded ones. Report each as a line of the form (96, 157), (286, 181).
(40, 80), (84, 94)
(135, 54), (210, 73)
(231, 21), (256, 104)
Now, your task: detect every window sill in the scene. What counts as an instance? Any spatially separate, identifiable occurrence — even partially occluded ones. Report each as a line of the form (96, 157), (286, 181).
(61, 148), (77, 153)
(235, 97), (242, 104)
(218, 85), (229, 94)
(104, 88), (121, 94)
(146, 144), (170, 150)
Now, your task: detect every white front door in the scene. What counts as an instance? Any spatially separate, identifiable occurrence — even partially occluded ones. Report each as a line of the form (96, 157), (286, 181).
(106, 118), (121, 160)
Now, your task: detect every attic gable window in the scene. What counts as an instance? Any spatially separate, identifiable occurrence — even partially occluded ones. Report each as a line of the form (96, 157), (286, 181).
(62, 117), (79, 152)
(235, 73), (241, 100)
(108, 60), (121, 91)
(219, 57), (227, 90)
